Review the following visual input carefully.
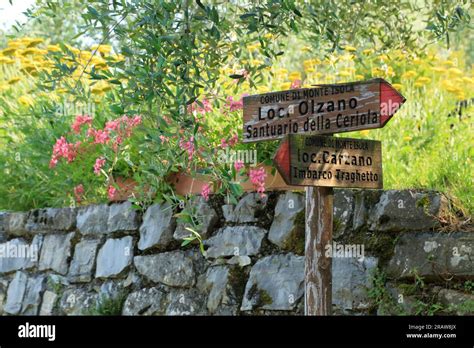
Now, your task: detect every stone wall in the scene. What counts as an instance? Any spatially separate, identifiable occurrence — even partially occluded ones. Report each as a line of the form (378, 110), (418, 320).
(0, 189), (472, 316)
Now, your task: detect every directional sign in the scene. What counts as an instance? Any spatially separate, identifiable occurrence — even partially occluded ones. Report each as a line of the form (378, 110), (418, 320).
(243, 78), (405, 143)
(274, 134), (383, 189)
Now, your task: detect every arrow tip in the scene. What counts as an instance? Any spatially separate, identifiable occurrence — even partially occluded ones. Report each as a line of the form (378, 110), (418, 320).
(273, 136), (291, 185)
(380, 80), (406, 126)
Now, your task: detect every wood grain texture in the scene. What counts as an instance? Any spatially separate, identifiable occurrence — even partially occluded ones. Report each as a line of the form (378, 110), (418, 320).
(242, 78), (405, 143)
(305, 186), (333, 315)
(274, 134), (383, 189)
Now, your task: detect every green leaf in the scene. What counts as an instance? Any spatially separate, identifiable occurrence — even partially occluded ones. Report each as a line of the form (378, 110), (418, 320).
(110, 104), (124, 114)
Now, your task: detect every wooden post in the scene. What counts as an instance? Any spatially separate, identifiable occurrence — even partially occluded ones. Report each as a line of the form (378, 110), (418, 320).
(304, 186), (333, 315)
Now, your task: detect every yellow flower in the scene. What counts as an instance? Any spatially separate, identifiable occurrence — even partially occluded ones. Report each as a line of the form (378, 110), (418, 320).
(21, 48), (43, 56)
(91, 44), (112, 54)
(303, 59), (315, 69)
(110, 54), (125, 62)
(65, 45), (80, 55)
(455, 91), (465, 100)
(20, 64), (38, 74)
(305, 67), (315, 73)
(341, 54), (354, 61)
(360, 130), (369, 136)
(48, 93), (60, 102)
(18, 95), (34, 106)
(47, 44), (61, 52)
(91, 89), (104, 96)
(79, 51), (93, 61)
(443, 60), (455, 67)
(416, 77), (431, 85)
(401, 70), (416, 79)
(24, 38), (44, 47)
(431, 66), (446, 73)
(7, 77), (21, 85)
(7, 41), (22, 49)
(355, 74), (364, 80)
(403, 136), (412, 141)
(38, 60), (54, 69)
(91, 56), (108, 69)
(289, 72), (302, 81)
(246, 43), (259, 52)
(362, 49), (374, 55)
(462, 77), (474, 84)
(338, 70), (351, 77)
(278, 68), (288, 75)
(257, 86), (270, 93)
(2, 47), (17, 56)
(343, 45), (357, 52)
(392, 83), (403, 90)
(447, 68), (463, 76)
(280, 82), (291, 90)
(251, 59), (264, 66)
(101, 84), (112, 92)
(378, 54), (389, 62)
(371, 67), (384, 76)
(90, 81), (112, 94)
(301, 46), (312, 52)
(263, 33), (273, 40)
(0, 56), (15, 64)
(414, 82), (423, 88)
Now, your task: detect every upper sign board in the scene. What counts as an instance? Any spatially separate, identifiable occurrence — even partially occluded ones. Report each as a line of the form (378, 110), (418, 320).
(242, 78), (405, 143)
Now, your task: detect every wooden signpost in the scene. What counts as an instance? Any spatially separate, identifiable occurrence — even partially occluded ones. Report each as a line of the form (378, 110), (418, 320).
(242, 78), (405, 143)
(274, 134), (383, 314)
(241, 78), (405, 315)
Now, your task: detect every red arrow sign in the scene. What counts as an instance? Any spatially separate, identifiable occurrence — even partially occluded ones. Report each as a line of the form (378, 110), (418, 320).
(243, 78), (405, 143)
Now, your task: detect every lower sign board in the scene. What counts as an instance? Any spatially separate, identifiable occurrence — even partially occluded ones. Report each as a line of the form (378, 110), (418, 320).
(274, 134), (383, 189)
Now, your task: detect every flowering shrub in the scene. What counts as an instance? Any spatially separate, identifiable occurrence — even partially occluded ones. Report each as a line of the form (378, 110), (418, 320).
(49, 114), (142, 203)
(0, 0), (473, 219)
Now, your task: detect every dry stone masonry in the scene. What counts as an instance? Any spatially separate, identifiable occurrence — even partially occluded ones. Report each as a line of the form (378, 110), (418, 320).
(0, 189), (472, 316)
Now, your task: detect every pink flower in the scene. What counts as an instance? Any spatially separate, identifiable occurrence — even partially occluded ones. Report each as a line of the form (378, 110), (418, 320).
(179, 136), (195, 161)
(291, 79), (302, 89)
(52, 136), (69, 157)
(228, 133), (239, 147)
(188, 98), (212, 115)
(92, 129), (110, 144)
(234, 160), (244, 171)
(49, 157), (58, 168)
(71, 114), (93, 134)
(108, 185), (117, 200)
(66, 142), (81, 163)
(73, 184), (84, 203)
(201, 183), (211, 201)
(159, 135), (169, 143)
(130, 115), (142, 126)
(93, 157), (106, 175)
(226, 96), (243, 112)
(220, 138), (228, 148)
(50, 136), (79, 167)
(249, 167), (267, 198)
(105, 120), (120, 131)
(105, 115), (141, 137)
